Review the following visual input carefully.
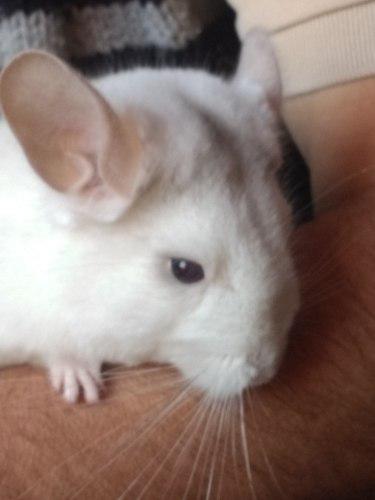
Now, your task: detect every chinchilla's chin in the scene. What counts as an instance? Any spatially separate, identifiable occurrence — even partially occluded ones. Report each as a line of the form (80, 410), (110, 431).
(162, 353), (276, 399)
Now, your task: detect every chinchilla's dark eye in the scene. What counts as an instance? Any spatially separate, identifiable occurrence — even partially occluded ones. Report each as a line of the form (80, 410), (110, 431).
(171, 258), (204, 284)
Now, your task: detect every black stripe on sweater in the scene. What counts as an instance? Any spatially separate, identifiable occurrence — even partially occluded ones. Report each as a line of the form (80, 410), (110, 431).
(70, 8), (240, 78)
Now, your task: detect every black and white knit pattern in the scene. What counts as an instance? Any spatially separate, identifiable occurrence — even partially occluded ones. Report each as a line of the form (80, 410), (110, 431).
(0, 0), (240, 76)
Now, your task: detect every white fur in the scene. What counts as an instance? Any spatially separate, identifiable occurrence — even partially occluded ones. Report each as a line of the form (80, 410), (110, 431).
(0, 33), (299, 401)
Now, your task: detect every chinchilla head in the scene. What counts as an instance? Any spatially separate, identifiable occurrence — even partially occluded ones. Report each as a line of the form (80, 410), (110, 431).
(0, 29), (299, 398)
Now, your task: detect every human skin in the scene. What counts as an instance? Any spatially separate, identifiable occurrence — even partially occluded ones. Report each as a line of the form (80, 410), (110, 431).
(283, 79), (375, 211)
(1, 189), (374, 499)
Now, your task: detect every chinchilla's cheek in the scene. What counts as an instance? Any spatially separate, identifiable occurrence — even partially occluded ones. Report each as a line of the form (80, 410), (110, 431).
(159, 269), (299, 399)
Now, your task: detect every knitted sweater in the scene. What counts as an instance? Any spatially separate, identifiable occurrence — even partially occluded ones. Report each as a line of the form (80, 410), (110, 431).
(0, 0), (239, 76)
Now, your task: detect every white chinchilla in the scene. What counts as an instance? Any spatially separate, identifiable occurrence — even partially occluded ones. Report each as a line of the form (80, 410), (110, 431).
(0, 29), (299, 403)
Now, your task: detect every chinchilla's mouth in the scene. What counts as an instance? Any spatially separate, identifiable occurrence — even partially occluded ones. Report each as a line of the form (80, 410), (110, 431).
(165, 354), (270, 398)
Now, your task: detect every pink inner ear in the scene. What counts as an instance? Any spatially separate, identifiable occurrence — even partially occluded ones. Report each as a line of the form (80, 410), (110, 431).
(0, 50), (114, 193)
(0, 50), (144, 220)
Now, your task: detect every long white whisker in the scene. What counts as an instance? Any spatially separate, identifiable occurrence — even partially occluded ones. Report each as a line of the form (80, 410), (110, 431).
(246, 390), (285, 498)
(192, 400), (219, 500)
(104, 376), (183, 398)
(216, 397), (232, 500)
(130, 394), (209, 500)
(205, 397), (227, 500)
(251, 390), (271, 418)
(239, 394), (257, 500)
(230, 400), (242, 498)
(159, 395), (213, 500)
(182, 397), (219, 500)
(102, 364), (176, 379)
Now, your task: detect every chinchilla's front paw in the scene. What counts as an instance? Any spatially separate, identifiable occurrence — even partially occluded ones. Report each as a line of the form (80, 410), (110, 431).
(48, 361), (102, 404)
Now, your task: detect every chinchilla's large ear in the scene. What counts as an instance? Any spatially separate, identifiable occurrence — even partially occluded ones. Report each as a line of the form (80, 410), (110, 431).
(233, 28), (281, 111)
(0, 51), (143, 222)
